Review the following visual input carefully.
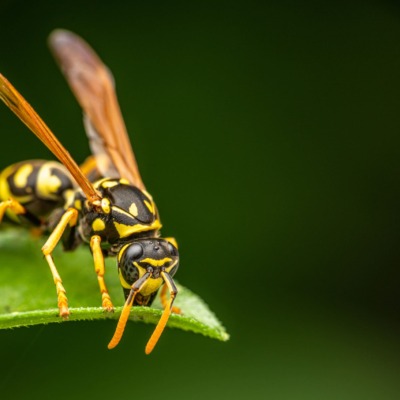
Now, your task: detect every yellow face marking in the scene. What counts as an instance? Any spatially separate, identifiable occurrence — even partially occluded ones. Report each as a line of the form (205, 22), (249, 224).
(118, 261), (146, 288)
(118, 264), (164, 296)
(165, 260), (178, 274)
(113, 219), (162, 238)
(119, 179), (129, 185)
(140, 257), (172, 267)
(118, 243), (130, 262)
(144, 200), (155, 214)
(14, 164), (33, 188)
(129, 202), (138, 217)
(118, 269), (132, 289)
(118, 259), (177, 296)
(140, 277), (163, 297)
(92, 218), (106, 231)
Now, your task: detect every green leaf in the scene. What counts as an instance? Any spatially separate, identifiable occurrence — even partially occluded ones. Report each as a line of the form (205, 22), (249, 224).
(0, 228), (229, 343)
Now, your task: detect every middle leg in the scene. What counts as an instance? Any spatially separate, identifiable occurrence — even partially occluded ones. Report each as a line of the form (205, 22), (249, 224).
(90, 235), (114, 312)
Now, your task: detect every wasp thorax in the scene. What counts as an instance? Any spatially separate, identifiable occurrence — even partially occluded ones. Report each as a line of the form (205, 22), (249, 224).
(118, 238), (179, 290)
(83, 179), (163, 244)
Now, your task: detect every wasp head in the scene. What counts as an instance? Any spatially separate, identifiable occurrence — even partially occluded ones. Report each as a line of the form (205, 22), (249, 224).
(117, 238), (179, 303)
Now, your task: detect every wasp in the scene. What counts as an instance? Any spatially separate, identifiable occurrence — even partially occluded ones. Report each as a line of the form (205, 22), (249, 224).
(0, 29), (180, 354)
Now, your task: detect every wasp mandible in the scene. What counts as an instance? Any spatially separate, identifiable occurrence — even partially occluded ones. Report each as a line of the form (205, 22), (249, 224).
(0, 29), (180, 354)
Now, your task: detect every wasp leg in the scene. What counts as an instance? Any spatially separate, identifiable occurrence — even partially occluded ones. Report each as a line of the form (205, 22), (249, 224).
(108, 270), (152, 350)
(90, 235), (114, 312)
(0, 198), (26, 222)
(41, 208), (78, 318)
(160, 283), (181, 314)
(145, 271), (178, 355)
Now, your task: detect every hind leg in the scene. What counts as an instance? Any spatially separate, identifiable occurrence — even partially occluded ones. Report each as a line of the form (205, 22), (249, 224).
(41, 208), (78, 318)
(0, 199), (26, 222)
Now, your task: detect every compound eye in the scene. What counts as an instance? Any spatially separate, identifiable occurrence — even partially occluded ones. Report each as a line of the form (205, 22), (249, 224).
(126, 243), (144, 261)
(167, 242), (178, 256)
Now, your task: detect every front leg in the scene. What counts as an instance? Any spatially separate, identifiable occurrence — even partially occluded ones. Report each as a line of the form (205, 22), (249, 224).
(90, 235), (114, 312)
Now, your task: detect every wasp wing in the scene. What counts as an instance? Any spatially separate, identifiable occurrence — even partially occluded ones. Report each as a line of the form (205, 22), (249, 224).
(0, 73), (100, 203)
(48, 29), (145, 190)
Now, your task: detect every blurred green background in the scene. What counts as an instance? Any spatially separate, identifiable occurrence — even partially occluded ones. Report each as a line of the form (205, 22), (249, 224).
(1, 0), (400, 399)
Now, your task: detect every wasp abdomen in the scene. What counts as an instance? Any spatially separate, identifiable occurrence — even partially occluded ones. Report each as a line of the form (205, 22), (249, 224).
(0, 160), (74, 223)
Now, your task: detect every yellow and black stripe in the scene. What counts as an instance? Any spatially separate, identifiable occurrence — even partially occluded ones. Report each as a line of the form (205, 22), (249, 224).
(0, 160), (74, 225)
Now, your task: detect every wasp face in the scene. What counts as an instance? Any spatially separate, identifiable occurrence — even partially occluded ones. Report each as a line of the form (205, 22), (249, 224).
(118, 238), (179, 303)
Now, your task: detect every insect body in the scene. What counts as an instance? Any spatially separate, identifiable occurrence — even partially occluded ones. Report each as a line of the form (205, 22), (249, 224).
(0, 30), (180, 354)
(0, 160), (74, 226)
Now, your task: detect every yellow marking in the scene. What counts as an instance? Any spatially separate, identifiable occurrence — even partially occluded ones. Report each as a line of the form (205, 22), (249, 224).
(144, 200), (154, 214)
(92, 218), (106, 231)
(118, 243), (130, 262)
(129, 202), (138, 217)
(140, 276), (163, 297)
(0, 165), (15, 203)
(36, 175), (62, 199)
(101, 198), (111, 214)
(100, 180), (119, 189)
(118, 262), (147, 288)
(165, 237), (178, 249)
(93, 178), (108, 189)
(135, 260), (177, 296)
(143, 189), (154, 201)
(74, 199), (82, 210)
(140, 257), (172, 267)
(14, 164), (33, 188)
(63, 189), (76, 209)
(114, 219), (162, 238)
(120, 179), (129, 185)
(0, 165), (28, 222)
(112, 206), (136, 219)
(165, 260), (178, 274)
(37, 162), (64, 200)
(118, 269), (132, 289)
